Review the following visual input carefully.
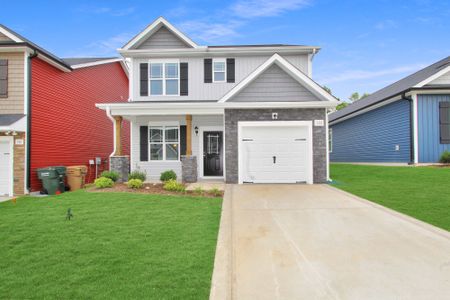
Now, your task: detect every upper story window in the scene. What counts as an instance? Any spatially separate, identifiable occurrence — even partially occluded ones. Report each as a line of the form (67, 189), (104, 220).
(0, 59), (8, 98)
(213, 59), (226, 83)
(149, 61), (179, 96)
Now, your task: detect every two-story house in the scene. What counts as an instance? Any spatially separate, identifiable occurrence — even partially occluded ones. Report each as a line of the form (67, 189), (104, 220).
(0, 24), (129, 196)
(97, 17), (338, 184)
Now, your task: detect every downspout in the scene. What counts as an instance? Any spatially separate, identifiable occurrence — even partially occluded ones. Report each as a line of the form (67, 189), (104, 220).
(106, 106), (117, 158)
(26, 50), (38, 192)
(407, 95), (415, 164)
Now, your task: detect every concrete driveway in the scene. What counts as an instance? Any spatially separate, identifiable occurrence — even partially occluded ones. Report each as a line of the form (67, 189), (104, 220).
(210, 184), (450, 300)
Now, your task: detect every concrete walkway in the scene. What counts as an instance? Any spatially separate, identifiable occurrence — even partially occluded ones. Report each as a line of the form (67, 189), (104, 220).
(210, 184), (450, 300)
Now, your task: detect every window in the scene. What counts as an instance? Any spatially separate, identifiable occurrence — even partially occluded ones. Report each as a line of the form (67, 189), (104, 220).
(213, 59), (226, 82)
(149, 61), (179, 95)
(149, 125), (179, 160)
(328, 128), (333, 152)
(439, 102), (450, 144)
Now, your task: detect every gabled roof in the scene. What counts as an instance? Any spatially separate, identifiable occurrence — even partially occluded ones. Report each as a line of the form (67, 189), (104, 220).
(122, 17), (199, 50)
(219, 53), (339, 103)
(330, 56), (450, 122)
(0, 114), (24, 126)
(62, 57), (118, 66)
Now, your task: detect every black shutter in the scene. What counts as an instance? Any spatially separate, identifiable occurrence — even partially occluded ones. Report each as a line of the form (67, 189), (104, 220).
(180, 63), (188, 96)
(439, 102), (450, 144)
(0, 59), (8, 98)
(226, 58), (235, 83)
(204, 58), (212, 83)
(140, 63), (148, 96)
(180, 125), (187, 156)
(140, 126), (148, 161)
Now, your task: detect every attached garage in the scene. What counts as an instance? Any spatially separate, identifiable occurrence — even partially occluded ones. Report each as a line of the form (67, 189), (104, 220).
(238, 121), (313, 184)
(0, 136), (13, 196)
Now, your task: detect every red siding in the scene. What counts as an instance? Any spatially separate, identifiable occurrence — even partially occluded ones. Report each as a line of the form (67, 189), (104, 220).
(30, 58), (129, 191)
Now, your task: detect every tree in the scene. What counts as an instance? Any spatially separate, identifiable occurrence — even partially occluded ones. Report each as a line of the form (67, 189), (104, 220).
(349, 92), (370, 102)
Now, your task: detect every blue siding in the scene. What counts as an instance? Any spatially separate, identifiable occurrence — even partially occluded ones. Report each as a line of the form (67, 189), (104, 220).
(330, 99), (411, 162)
(418, 94), (450, 162)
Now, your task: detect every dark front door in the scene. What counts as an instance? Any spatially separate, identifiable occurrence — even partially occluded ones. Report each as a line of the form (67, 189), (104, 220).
(203, 131), (223, 176)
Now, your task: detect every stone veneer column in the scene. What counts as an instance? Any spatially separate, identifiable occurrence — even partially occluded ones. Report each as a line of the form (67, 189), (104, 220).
(110, 156), (129, 182)
(181, 155), (197, 183)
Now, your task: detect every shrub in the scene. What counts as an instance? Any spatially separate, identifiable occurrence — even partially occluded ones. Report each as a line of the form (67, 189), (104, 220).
(209, 187), (222, 197)
(129, 170), (146, 182)
(163, 179), (185, 192)
(439, 151), (450, 163)
(127, 179), (143, 189)
(194, 186), (204, 195)
(100, 171), (119, 182)
(160, 170), (177, 182)
(94, 177), (114, 189)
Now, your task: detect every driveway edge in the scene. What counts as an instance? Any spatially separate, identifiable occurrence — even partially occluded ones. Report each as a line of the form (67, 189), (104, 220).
(209, 185), (233, 300)
(325, 185), (450, 240)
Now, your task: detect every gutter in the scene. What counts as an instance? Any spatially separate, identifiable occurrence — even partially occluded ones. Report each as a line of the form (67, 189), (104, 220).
(26, 50), (38, 192)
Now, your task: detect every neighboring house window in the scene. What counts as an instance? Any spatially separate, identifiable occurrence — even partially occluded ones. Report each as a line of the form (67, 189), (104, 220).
(149, 61), (179, 95)
(329, 128), (333, 152)
(149, 125), (180, 160)
(439, 102), (450, 144)
(0, 59), (8, 98)
(213, 59), (226, 82)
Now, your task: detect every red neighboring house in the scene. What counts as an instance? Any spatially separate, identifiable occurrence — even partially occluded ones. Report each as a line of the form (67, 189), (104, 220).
(0, 24), (129, 196)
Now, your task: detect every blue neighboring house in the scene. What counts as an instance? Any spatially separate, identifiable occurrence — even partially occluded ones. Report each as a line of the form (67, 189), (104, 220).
(329, 56), (450, 164)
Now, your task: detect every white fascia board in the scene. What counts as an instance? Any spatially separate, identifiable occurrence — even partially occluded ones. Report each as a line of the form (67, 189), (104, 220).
(406, 89), (450, 96)
(37, 53), (71, 72)
(118, 46), (319, 58)
(0, 26), (24, 42)
(413, 65), (450, 87)
(70, 58), (124, 69)
(122, 17), (198, 50)
(219, 53), (339, 103)
(0, 46), (33, 53)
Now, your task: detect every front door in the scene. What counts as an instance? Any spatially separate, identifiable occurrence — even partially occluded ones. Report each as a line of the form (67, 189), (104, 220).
(203, 131), (223, 176)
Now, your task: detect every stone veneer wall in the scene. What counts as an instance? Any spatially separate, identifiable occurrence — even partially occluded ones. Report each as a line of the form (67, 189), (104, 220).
(224, 108), (327, 184)
(0, 132), (26, 195)
(181, 155), (197, 183)
(110, 156), (129, 182)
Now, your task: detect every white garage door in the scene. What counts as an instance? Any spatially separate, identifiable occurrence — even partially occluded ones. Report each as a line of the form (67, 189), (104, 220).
(239, 121), (313, 184)
(0, 138), (13, 196)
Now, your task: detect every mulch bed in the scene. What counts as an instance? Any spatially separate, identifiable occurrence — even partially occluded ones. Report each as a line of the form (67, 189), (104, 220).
(86, 182), (223, 198)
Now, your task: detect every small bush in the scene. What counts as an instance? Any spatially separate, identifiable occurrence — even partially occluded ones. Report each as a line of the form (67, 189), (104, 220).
(209, 187), (222, 197)
(163, 179), (186, 192)
(194, 186), (204, 195)
(439, 151), (450, 163)
(160, 170), (177, 182)
(127, 178), (143, 189)
(100, 171), (119, 182)
(129, 170), (146, 182)
(94, 177), (114, 189)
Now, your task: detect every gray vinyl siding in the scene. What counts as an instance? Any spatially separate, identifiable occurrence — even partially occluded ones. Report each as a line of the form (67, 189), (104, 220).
(134, 27), (191, 49)
(130, 115), (223, 180)
(229, 64), (320, 102)
(132, 54), (309, 101)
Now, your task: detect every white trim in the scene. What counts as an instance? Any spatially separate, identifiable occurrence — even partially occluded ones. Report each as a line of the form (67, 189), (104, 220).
(130, 120), (134, 170)
(70, 58), (124, 69)
(128, 58), (133, 100)
(0, 26), (23, 43)
(212, 58), (226, 83)
(326, 110), (330, 181)
(411, 93), (419, 164)
(23, 52), (29, 114)
(122, 17), (198, 50)
(0, 136), (14, 196)
(413, 65), (450, 87)
(237, 121), (313, 184)
(198, 126), (225, 179)
(36, 53), (71, 72)
(219, 53), (339, 103)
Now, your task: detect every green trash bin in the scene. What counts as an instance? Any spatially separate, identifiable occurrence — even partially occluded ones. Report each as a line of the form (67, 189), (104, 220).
(37, 166), (67, 195)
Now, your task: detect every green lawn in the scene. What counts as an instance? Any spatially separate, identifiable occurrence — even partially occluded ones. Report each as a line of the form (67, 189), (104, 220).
(0, 190), (222, 299)
(331, 164), (450, 231)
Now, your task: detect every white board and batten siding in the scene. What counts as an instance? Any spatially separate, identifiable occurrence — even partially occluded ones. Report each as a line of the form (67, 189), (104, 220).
(131, 55), (310, 102)
(130, 115), (223, 181)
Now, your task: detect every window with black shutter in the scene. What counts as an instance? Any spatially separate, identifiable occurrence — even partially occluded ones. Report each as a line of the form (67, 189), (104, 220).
(180, 63), (188, 96)
(0, 59), (8, 98)
(439, 102), (450, 144)
(140, 63), (148, 96)
(204, 58), (212, 83)
(226, 58), (235, 83)
(140, 126), (149, 161)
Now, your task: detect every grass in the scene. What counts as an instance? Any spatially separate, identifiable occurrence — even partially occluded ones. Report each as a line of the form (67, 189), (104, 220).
(0, 190), (222, 299)
(331, 164), (450, 231)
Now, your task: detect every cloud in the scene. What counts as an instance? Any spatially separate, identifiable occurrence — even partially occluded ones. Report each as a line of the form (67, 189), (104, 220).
(374, 19), (397, 30)
(318, 64), (426, 84)
(77, 6), (135, 17)
(66, 33), (133, 57)
(179, 19), (244, 42)
(231, 0), (310, 18)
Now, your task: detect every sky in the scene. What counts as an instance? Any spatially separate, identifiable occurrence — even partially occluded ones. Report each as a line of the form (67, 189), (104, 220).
(1, 0), (449, 101)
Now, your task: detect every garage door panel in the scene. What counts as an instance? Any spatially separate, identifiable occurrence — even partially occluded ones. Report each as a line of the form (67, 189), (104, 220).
(0, 140), (12, 196)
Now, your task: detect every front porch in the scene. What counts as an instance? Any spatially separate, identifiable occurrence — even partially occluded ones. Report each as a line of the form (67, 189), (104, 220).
(107, 111), (225, 183)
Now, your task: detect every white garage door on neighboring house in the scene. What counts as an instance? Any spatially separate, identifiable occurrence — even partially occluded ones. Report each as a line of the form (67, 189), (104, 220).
(238, 121), (313, 184)
(0, 137), (13, 196)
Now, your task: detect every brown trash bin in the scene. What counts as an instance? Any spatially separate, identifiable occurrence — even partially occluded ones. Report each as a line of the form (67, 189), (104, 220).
(66, 165), (88, 191)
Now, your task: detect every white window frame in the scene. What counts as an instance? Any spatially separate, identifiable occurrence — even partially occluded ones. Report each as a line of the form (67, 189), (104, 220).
(213, 58), (226, 83)
(149, 60), (180, 96)
(329, 128), (333, 153)
(148, 124), (180, 161)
